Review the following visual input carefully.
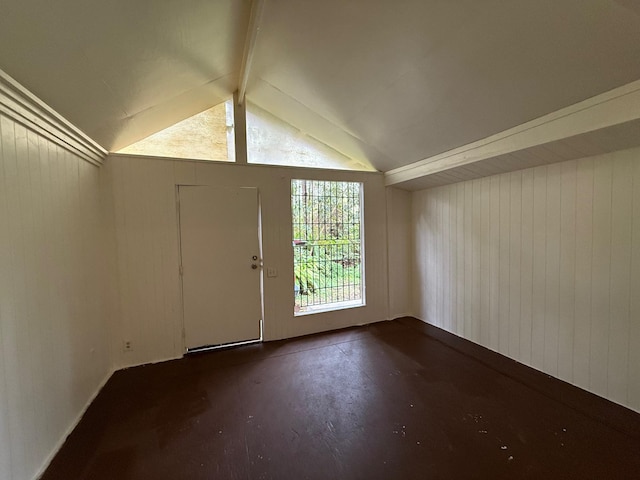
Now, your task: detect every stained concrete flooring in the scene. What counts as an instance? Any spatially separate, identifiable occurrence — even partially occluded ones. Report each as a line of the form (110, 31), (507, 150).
(42, 318), (640, 479)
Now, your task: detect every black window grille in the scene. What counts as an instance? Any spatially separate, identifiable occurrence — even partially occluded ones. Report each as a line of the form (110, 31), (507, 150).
(292, 180), (363, 314)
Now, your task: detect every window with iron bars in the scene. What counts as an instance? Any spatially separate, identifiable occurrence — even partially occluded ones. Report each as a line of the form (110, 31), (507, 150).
(292, 179), (364, 315)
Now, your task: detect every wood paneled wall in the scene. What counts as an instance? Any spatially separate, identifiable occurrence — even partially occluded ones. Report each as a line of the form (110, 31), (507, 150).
(0, 113), (115, 480)
(412, 148), (640, 413)
(104, 155), (389, 369)
(386, 187), (412, 318)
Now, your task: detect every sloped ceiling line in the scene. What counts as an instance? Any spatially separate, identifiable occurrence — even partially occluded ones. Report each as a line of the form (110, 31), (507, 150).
(0, 69), (107, 166)
(2, 0), (640, 173)
(386, 79), (640, 190)
(238, 0), (266, 105)
(248, 78), (389, 170)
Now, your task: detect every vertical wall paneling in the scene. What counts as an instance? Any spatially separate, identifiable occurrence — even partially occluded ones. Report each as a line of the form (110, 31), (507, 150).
(424, 188), (434, 324)
(0, 324), (9, 480)
(140, 159), (160, 361)
(440, 189), (451, 329)
(463, 182), (473, 338)
(1, 115), (27, 479)
(433, 188), (441, 327)
(413, 192), (424, 320)
(39, 132), (58, 448)
(488, 176), (500, 350)
(530, 167), (547, 370)
(629, 158), (640, 409)
(111, 159), (184, 366)
(479, 177), (491, 347)
(110, 157), (130, 363)
(435, 187), (444, 328)
(590, 159), (613, 398)
(519, 168), (534, 365)
(0, 115), (14, 480)
(28, 129), (48, 464)
(16, 122), (39, 473)
(471, 180), (482, 342)
(508, 172), (522, 358)
(607, 154), (633, 405)
(411, 193), (422, 318)
(558, 160), (577, 383)
(386, 187), (412, 319)
(498, 174), (511, 354)
(37, 136), (54, 442)
(148, 161), (177, 359)
(456, 183), (465, 336)
(118, 160), (140, 360)
(428, 188), (437, 325)
(427, 188), (436, 325)
(544, 163), (562, 377)
(163, 162), (184, 356)
(449, 186), (458, 334)
(573, 158), (594, 390)
(0, 112), (114, 480)
(442, 187), (451, 331)
(411, 148), (640, 413)
(413, 191), (427, 321)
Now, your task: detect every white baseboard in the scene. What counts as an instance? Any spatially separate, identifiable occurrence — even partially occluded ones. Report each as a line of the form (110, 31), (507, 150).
(388, 312), (414, 320)
(117, 353), (184, 371)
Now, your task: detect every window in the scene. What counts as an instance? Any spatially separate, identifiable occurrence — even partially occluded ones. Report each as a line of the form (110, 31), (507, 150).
(116, 100), (235, 161)
(292, 179), (364, 315)
(246, 102), (374, 171)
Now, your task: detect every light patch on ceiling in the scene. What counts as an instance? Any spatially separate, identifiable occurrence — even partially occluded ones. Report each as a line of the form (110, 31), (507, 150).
(246, 102), (375, 171)
(117, 100), (235, 162)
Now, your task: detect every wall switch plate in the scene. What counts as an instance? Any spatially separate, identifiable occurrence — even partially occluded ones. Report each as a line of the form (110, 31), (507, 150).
(267, 267), (278, 278)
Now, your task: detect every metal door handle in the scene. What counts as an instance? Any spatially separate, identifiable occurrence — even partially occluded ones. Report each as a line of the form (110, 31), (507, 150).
(251, 264), (258, 269)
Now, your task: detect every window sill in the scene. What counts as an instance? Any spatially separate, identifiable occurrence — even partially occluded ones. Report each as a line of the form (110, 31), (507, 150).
(294, 299), (365, 317)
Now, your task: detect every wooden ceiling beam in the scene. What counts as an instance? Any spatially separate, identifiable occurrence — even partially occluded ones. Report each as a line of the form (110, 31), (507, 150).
(237, 0), (266, 106)
(385, 80), (640, 188)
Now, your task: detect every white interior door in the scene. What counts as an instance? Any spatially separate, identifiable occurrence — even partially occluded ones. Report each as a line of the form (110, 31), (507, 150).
(179, 186), (262, 350)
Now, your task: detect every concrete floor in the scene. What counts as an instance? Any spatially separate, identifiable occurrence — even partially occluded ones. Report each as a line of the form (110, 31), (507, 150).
(42, 318), (640, 479)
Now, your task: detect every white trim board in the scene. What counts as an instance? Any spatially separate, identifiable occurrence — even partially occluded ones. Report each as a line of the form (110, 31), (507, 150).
(237, 0), (266, 105)
(0, 69), (107, 166)
(385, 79), (640, 188)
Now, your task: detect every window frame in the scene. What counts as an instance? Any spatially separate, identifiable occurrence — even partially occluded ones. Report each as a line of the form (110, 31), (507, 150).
(291, 179), (366, 316)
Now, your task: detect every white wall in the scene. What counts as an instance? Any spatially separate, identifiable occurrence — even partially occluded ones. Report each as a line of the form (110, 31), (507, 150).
(386, 187), (412, 318)
(411, 147), (640, 413)
(0, 113), (115, 480)
(104, 154), (389, 369)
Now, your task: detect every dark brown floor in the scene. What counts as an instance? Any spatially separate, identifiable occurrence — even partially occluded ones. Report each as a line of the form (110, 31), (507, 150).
(42, 318), (640, 480)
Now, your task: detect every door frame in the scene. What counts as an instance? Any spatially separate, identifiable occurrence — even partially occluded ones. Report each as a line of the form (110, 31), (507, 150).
(175, 184), (265, 353)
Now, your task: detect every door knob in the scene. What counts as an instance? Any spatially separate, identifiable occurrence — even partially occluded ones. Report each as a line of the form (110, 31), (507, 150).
(252, 255), (258, 260)
(251, 264), (258, 269)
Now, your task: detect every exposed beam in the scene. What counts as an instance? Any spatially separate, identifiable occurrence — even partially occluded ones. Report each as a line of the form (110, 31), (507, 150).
(385, 79), (640, 187)
(237, 0), (266, 106)
(233, 90), (248, 163)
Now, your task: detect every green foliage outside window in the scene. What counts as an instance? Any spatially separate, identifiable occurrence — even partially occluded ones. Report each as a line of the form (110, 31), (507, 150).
(292, 180), (363, 311)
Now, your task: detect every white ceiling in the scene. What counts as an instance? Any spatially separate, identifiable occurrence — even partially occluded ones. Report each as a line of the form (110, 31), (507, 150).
(0, 0), (250, 150)
(1, 0), (639, 173)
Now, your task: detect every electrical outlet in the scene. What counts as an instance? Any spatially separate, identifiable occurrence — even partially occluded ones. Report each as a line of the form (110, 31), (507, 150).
(123, 340), (133, 352)
(267, 267), (278, 278)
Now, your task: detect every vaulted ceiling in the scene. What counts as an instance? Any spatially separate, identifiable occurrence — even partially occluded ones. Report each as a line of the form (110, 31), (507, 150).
(0, 0), (250, 151)
(1, 0), (639, 174)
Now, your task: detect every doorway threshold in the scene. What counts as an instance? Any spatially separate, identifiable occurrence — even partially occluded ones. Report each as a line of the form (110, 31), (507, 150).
(186, 338), (262, 355)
